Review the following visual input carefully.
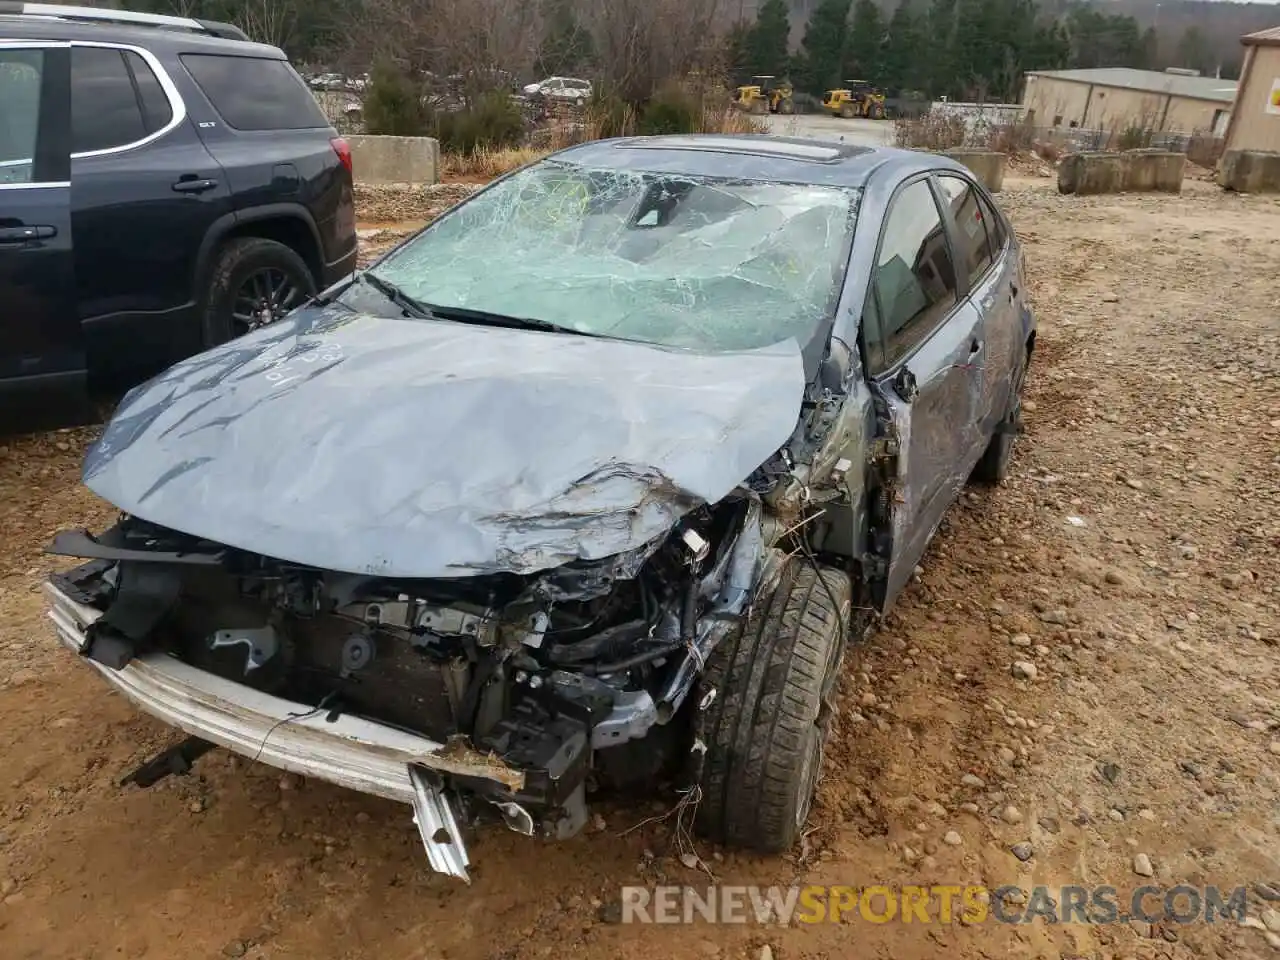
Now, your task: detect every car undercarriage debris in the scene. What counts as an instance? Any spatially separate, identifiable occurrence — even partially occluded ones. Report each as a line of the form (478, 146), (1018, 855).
(120, 736), (216, 788)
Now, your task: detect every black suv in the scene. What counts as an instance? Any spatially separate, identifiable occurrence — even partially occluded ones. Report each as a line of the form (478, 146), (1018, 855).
(0, 3), (357, 432)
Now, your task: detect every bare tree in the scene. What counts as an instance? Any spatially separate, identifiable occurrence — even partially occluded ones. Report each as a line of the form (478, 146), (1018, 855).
(346, 0), (541, 98)
(580, 0), (726, 103)
(235, 0), (300, 51)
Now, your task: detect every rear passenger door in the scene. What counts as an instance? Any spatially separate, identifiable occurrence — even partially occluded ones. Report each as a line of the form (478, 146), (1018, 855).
(935, 173), (1020, 438)
(862, 176), (985, 611)
(0, 40), (83, 422)
(71, 42), (232, 386)
(179, 52), (354, 277)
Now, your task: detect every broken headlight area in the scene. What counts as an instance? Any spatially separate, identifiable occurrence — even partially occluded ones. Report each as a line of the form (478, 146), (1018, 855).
(45, 493), (766, 848)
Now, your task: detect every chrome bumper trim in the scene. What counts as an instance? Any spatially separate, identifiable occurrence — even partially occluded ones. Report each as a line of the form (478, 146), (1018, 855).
(43, 581), (524, 808)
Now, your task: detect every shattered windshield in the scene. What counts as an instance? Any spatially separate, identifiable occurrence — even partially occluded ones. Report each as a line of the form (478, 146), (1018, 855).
(369, 160), (859, 352)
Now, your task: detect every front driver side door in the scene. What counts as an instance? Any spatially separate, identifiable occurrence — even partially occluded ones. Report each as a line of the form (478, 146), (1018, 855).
(862, 176), (984, 611)
(0, 40), (81, 431)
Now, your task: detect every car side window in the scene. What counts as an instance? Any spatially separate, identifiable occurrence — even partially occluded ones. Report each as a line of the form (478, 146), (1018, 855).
(71, 47), (148, 154)
(976, 191), (1007, 251)
(181, 54), (329, 131)
(866, 179), (959, 371)
(124, 51), (173, 135)
(0, 48), (45, 183)
(937, 174), (994, 288)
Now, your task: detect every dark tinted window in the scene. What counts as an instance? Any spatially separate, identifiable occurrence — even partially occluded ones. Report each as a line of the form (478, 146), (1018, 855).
(938, 174), (994, 288)
(0, 49), (43, 180)
(868, 180), (958, 370)
(181, 54), (328, 130)
(72, 47), (147, 153)
(125, 51), (173, 134)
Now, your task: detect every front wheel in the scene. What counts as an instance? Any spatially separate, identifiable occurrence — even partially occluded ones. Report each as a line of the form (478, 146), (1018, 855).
(694, 560), (852, 853)
(839, 103), (855, 119)
(201, 237), (316, 348)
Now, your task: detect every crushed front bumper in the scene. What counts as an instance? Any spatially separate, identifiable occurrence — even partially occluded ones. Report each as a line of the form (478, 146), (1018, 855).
(44, 581), (520, 882)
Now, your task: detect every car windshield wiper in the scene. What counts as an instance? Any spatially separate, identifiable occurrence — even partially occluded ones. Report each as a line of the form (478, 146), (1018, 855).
(360, 272), (435, 320)
(420, 303), (611, 339)
(360, 274), (612, 340)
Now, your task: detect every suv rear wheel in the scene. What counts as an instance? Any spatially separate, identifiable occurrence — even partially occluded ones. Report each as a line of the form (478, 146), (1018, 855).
(202, 237), (316, 347)
(694, 560), (852, 852)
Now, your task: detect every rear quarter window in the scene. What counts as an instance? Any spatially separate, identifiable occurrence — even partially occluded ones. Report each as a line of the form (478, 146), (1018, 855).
(181, 54), (328, 131)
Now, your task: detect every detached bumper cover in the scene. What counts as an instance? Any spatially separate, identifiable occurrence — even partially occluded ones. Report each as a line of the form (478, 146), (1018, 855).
(43, 581), (523, 806)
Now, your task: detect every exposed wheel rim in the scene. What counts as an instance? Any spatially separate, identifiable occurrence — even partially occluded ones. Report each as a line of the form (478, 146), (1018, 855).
(231, 267), (305, 337)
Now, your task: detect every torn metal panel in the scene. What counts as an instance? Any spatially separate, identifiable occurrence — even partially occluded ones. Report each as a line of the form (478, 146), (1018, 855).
(82, 307), (806, 578)
(408, 766), (471, 883)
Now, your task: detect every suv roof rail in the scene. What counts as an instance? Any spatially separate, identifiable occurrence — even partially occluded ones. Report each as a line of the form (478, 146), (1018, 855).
(0, 2), (251, 41)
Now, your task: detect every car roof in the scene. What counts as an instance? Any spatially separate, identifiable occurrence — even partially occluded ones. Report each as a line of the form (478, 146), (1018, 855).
(548, 135), (971, 188)
(0, 14), (285, 57)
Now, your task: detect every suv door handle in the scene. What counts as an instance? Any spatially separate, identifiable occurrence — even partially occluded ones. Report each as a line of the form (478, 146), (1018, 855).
(0, 225), (55, 244)
(172, 177), (218, 194)
(1010, 282), (1019, 299)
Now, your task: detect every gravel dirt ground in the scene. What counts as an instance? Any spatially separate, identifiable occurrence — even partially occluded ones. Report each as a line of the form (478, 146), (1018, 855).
(1, 176), (1278, 960)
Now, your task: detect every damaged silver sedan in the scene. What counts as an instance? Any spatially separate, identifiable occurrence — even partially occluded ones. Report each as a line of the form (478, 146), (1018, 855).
(45, 135), (1035, 882)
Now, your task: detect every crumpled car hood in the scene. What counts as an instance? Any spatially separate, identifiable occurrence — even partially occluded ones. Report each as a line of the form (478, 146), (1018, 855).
(83, 305), (806, 577)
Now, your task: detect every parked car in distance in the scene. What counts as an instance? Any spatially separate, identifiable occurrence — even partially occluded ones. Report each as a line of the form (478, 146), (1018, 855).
(0, 2), (357, 434)
(521, 76), (592, 105)
(45, 135), (1034, 884)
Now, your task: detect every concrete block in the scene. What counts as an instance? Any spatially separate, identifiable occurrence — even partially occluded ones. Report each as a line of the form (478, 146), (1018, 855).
(1217, 150), (1280, 194)
(347, 135), (441, 186)
(1057, 150), (1185, 195)
(1058, 152), (1125, 195)
(943, 149), (1006, 192)
(1122, 149), (1185, 193)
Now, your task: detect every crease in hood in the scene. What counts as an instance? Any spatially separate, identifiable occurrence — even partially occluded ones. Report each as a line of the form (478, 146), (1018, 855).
(84, 306), (807, 578)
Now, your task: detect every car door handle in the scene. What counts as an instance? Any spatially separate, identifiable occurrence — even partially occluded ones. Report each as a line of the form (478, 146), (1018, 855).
(0, 225), (55, 244)
(969, 338), (984, 356)
(172, 177), (218, 194)
(1010, 282), (1019, 299)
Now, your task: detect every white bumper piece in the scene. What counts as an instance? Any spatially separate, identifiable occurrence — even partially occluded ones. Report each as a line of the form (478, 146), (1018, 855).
(43, 581), (506, 882)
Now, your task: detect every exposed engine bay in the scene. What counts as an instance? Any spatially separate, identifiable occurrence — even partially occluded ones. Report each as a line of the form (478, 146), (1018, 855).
(48, 492), (774, 845)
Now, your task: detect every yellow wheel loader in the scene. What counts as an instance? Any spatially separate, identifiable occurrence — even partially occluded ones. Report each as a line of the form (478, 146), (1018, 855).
(733, 76), (795, 115)
(822, 81), (887, 119)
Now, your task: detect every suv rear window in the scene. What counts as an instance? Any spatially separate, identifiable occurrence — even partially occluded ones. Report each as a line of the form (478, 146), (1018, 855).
(181, 54), (328, 131)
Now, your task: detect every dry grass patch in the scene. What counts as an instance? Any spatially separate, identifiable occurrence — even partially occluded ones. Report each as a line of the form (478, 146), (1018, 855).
(441, 146), (547, 179)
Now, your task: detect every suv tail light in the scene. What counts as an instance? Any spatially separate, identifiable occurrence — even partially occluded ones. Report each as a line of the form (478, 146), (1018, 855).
(330, 137), (353, 177)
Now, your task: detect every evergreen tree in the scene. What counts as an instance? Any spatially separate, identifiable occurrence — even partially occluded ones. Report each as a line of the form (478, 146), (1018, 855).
(797, 0), (852, 96)
(881, 0), (923, 96)
(1173, 26), (1214, 75)
(844, 0), (886, 84)
(744, 0), (792, 80)
(725, 22), (754, 84)
(924, 0), (958, 98)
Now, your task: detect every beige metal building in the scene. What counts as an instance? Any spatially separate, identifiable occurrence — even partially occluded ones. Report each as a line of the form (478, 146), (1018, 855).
(1021, 67), (1237, 136)
(1223, 27), (1280, 153)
